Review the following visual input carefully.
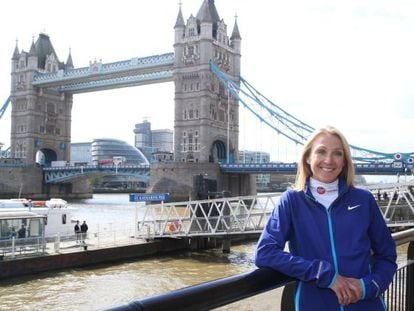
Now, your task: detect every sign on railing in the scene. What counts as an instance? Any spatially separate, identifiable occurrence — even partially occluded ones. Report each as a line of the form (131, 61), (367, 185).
(129, 193), (169, 202)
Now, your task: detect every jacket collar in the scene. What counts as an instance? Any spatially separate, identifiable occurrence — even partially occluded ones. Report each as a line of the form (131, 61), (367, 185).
(304, 177), (350, 201)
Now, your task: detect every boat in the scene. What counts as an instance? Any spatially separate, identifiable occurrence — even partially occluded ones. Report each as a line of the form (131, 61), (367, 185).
(0, 198), (75, 238)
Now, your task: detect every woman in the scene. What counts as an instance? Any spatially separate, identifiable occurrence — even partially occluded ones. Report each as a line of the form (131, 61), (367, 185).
(255, 126), (397, 310)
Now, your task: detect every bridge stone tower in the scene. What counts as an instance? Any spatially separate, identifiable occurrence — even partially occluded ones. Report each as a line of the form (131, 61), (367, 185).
(173, 0), (241, 164)
(10, 33), (73, 165)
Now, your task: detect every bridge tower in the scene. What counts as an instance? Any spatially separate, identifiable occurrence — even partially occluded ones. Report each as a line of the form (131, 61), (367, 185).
(173, 0), (241, 164)
(10, 33), (73, 165)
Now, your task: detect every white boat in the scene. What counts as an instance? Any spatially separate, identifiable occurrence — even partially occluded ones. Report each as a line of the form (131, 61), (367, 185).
(0, 198), (75, 238)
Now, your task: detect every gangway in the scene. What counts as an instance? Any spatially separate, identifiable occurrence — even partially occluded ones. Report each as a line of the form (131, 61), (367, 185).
(137, 182), (414, 239)
(361, 181), (414, 228)
(136, 193), (279, 239)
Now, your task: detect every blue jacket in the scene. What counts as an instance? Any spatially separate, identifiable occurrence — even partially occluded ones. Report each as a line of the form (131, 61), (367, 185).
(255, 178), (397, 311)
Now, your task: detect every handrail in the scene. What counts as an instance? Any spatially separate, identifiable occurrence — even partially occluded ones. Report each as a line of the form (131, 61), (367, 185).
(105, 228), (414, 311)
(106, 268), (293, 311)
(392, 227), (414, 246)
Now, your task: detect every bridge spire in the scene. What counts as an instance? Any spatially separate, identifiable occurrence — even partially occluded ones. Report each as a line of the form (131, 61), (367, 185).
(174, 1), (185, 28)
(66, 47), (74, 69)
(12, 39), (19, 60)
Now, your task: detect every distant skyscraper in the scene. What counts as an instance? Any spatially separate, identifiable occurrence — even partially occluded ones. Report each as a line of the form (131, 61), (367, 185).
(152, 129), (173, 153)
(71, 142), (92, 164)
(133, 120), (173, 162)
(133, 120), (152, 149)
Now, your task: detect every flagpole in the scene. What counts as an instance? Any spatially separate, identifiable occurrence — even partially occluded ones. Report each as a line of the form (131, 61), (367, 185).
(227, 82), (230, 164)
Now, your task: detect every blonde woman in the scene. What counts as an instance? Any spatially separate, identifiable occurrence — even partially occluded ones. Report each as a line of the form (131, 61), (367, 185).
(255, 126), (396, 310)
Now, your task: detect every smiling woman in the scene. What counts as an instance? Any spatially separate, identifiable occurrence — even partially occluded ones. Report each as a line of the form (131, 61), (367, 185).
(255, 125), (397, 311)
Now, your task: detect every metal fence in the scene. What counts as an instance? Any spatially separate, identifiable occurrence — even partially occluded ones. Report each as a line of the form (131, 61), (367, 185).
(0, 225), (140, 259)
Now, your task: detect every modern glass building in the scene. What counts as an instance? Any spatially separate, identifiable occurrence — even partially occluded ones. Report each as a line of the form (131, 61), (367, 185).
(70, 142), (92, 165)
(133, 120), (173, 162)
(91, 138), (149, 165)
(239, 150), (271, 189)
(152, 129), (173, 153)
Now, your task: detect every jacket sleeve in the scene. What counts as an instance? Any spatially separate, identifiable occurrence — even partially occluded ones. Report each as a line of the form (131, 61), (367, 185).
(255, 191), (336, 288)
(360, 194), (397, 300)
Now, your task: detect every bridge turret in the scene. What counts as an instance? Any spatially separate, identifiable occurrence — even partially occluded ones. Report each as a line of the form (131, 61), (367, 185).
(174, 4), (185, 68)
(65, 48), (74, 69)
(173, 0), (240, 164)
(230, 17), (241, 76)
(11, 40), (20, 91)
(9, 33), (72, 165)
(27, 37), (38, 70)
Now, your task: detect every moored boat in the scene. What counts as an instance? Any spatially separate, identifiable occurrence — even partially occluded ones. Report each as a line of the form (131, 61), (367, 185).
(0, 198), (75, 237)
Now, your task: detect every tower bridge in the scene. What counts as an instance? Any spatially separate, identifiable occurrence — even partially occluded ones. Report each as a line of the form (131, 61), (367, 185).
(1, 0), (413, 200)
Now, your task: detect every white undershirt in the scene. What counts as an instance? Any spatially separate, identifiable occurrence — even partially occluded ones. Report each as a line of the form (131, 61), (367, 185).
(309, 178), (339, 209)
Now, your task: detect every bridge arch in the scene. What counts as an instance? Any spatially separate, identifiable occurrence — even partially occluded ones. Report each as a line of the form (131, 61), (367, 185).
(36, 148), (57, 166)
(210, 140), (227, 163)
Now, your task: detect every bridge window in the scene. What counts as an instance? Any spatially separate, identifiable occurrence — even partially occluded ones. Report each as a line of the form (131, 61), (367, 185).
(189, 109), (194, 119)
(183, 110), (187, 120)
(40, 126), (45, 134)
(47, 126), (54, 135)
(189, 28), (195, 37)
(55, 128), (61, 135)
(18, 74), (25, 84)
(47, 103), (55, 114)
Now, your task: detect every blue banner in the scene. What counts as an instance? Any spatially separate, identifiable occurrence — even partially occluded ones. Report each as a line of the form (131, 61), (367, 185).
(129, 193), (169, 202)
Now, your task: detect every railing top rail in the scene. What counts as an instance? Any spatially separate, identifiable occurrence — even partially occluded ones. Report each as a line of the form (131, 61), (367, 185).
(105, 268), (293, 311)
(105, 227), (414, 311)
(392, 227), (414, 246)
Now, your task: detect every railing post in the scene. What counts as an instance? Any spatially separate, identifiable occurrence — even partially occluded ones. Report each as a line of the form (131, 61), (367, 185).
(407, 241), (414, 311)
(281, 282), (295, 311)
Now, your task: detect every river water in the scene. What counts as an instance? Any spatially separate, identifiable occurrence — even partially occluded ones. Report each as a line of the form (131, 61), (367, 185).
(0, 194), (281, 311)
(0, 194), (408, 311)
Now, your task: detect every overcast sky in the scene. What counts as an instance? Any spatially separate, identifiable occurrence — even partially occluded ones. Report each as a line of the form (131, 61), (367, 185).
(1, 0), (413, 163)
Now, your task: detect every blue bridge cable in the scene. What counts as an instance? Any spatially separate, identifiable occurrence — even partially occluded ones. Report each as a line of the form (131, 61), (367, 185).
(0, 96), (11, 119)
(210, 62), (305, 145)
(239, 78), (311, 143)
(209, 61), (414, 163)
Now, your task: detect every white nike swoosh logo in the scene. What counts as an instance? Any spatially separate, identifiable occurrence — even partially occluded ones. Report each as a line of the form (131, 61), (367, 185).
(348, 205), (360, 210)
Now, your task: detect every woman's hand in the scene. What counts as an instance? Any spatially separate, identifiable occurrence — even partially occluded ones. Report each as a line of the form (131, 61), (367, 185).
(331, 275), (363, 306)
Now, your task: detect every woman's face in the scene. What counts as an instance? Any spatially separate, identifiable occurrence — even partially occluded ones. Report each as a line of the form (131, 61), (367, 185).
(307, 133), (345, 183)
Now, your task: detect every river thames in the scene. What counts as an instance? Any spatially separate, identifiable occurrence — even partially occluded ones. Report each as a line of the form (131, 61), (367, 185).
(0, 193), (407, 311)
(0, 194), (282, 311)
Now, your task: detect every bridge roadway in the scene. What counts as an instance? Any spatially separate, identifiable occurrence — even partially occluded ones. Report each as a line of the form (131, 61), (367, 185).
(136, 183), (414, 240)
(41, 161), (414, 184)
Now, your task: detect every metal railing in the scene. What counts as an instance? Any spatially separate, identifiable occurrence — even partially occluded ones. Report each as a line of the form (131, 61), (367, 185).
(105, 228), (414, 311)
(0, 226), (140, 259)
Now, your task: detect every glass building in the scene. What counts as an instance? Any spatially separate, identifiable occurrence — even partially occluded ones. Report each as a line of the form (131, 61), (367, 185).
(239, 150), (271, 190)
(91, 138), (149, 165)
(70, 142), (92, 165)
(133, 120), (173, 163)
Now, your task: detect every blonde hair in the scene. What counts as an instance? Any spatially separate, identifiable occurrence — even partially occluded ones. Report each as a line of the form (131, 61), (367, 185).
(293, 125), (355, 190)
